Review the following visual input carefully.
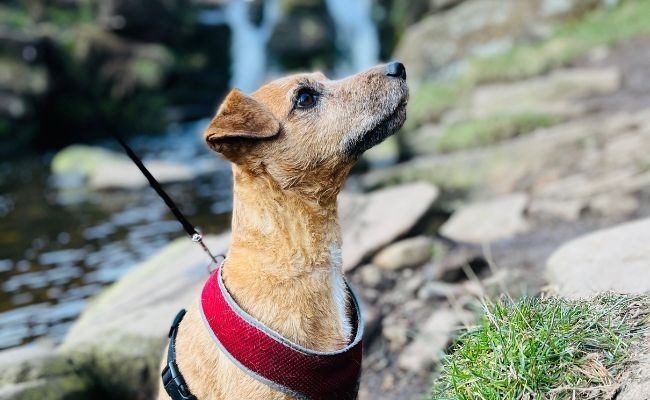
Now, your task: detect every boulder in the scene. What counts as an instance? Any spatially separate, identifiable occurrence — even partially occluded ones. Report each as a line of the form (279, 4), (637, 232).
(397, 308), (469, 372)
(59, 234), (230, 399)
(546, 218), (650, 298)
(339, 182), (439, 271)
(372, 236), (434, 271)
(363, 109), (650, 200)
(440, 193), (529, 244)
(51, 145), (196, 190)
(0, 341), (94, 400)
(396, 0), (528, 81)
(396, 0), (614, 82)
(469, 67), (621, 118)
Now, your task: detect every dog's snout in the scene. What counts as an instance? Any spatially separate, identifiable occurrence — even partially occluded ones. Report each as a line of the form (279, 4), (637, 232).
(385, 62), (406, 80)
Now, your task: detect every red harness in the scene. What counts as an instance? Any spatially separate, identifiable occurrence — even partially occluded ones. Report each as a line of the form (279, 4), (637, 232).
(199, 267), (364, 400)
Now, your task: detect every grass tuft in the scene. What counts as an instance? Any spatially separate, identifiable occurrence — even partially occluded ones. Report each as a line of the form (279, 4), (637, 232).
(435, 113), (562, 153)
(430, 293), (650, 400)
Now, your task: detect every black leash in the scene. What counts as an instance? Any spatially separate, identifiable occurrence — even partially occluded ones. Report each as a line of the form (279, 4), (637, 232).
(112, 133), (224, 268)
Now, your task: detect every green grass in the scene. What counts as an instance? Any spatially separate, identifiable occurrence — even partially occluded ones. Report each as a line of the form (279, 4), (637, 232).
(435, 113), (563, 153)
(430, 294), (650, 400)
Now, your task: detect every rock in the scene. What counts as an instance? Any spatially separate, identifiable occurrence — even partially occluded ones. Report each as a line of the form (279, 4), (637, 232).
(51, 145), (195, 190)
(89, 158), (195, 189)
(381, 321), (409, 352)
(339, 183), (439, 271)
(430, 0), (466, 10)
(397, 308), (467, 372)
(546, 218), (650, 298)
(396, 0), (525, 81)
(269, 0), (336, 69)
(396, 0), (613, 82)
(0, 341), (93, 400)
(469, 68), (621, 119)
(372, 236), (434, 271)
(363, 109), (650, 199)
(59, 234), (230, 399)
(417, 281), (463, 301)
(440, 193), (529, 243)
(588, 193), (639, 218)
(358, 264), (383, 288)
(528, 198), (584, 221)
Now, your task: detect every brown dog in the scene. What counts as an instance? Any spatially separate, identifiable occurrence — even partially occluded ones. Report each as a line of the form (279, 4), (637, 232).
(158, 62), (408, 400)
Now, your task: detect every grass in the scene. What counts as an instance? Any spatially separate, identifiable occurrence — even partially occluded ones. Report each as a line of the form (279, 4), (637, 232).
(407, 0), (650, 131)
(430, 293), (650, 400)
(467, 0), (650, 84)
(435, 113), (563, 153)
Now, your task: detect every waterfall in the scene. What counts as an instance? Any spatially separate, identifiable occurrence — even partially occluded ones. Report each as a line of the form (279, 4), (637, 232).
(200, 0), (378, 91)
(324, 0), (379, 77)
(199, 0), (280, 94)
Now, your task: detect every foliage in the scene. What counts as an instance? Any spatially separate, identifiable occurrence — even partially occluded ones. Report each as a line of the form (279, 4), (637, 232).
(430, 294), (650, 400)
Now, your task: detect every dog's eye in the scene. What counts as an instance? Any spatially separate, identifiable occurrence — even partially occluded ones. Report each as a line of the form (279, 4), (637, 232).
(296, 90), (317, 109)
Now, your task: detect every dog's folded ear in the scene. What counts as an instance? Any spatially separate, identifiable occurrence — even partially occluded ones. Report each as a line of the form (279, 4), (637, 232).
(204, 89), (280, 156)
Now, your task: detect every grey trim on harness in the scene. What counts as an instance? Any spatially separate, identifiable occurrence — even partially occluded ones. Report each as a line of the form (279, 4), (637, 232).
(198, 267), (364, 398)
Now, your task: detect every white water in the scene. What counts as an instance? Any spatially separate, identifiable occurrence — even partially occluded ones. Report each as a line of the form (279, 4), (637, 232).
(199, 0), (379, 91)
(324, 0), (379, 76)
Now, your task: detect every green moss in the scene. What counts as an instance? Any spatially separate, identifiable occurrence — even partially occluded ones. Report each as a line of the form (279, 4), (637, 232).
(431, 294), (650, 400)
(407, 0), (650, 136)
(405, 78), (470, 131)
(436, 113), (563, 153)
(468, 0), (650, 84)
(0, 5), (31, 29)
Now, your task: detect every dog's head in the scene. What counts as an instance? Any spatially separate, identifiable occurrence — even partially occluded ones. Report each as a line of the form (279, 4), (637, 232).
(204, 62), (408, 193)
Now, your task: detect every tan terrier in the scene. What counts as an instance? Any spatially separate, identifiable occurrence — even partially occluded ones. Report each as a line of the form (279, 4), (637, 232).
(159, 62), (408, 400)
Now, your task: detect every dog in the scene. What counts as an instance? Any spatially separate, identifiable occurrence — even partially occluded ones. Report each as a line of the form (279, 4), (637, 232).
(158, 62), (408, 400)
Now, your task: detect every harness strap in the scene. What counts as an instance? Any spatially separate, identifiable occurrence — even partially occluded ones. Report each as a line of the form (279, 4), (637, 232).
(162, 309), (197, 400)
(200, 267), (363, 400)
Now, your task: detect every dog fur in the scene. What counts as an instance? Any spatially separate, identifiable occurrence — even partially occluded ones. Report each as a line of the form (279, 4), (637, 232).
(158, 63), (408, 400)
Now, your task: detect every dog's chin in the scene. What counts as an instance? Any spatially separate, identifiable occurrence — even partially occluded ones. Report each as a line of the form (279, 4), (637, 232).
(344, 103), (407, 159)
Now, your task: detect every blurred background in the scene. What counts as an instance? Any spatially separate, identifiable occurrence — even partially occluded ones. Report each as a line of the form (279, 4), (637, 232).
(2, 0), (650, 399)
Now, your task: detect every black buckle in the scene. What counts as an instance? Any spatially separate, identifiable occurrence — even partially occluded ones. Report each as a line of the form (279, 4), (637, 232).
(162, 361), (196, 400)
(162, 309), (197, 400)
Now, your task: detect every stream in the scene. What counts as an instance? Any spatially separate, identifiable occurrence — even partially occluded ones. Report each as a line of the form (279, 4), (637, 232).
(0, 0), (380, 350)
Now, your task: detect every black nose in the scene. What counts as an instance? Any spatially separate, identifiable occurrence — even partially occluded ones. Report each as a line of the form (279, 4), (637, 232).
(385, 62), (406, 80)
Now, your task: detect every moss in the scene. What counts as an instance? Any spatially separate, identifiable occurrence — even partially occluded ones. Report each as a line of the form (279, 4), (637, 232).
(0, 5), (31, 29)
(404, 78), (470, 132)
(436, 113), (563, 153)
(407, 0), (650, 137)
(468, 0), (650, 84)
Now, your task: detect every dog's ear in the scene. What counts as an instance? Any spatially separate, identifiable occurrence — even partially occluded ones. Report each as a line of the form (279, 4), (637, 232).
(204, 89), (280, 157)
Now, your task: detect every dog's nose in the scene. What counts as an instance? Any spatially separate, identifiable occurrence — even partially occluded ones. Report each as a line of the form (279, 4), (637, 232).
(385, 62), (406, 80)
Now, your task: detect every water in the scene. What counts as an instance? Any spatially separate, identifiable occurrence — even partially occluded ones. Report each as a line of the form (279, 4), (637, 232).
(0, 122), (233, 350)
(0, 0), (381, 350)
(200, 0), (379, 90)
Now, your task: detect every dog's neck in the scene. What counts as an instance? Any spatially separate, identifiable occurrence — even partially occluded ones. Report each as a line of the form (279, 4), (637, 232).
(220, 165), (352, 351)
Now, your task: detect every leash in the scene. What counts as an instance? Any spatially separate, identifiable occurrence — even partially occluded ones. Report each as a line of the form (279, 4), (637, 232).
(112, 132), (225, 269)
